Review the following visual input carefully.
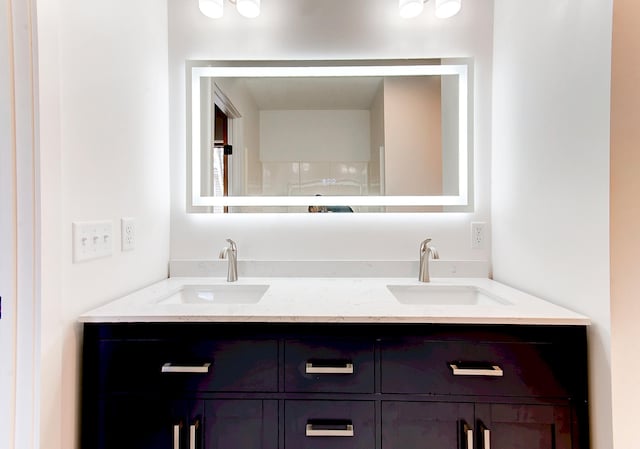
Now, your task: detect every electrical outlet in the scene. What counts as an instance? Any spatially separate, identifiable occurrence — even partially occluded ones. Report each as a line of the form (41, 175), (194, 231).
(72, 221), (113, 262)
(121, 217), (136, 251)
(471, 222), (486, 249)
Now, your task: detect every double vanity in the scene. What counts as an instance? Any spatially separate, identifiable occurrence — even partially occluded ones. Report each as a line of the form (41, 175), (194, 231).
(80, 262), (590, 449)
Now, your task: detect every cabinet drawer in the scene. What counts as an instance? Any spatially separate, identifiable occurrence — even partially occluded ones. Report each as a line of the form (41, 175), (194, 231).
(284, 339), (375, 393)
(98, 338), (278, 393)
(380, 339), (572, 397)
(284, 400), (375, 449)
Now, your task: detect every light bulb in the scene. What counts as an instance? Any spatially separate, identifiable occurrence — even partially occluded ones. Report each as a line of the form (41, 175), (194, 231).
(435, 0), (461, 19)
(199, 0), (224, 18)
(236, 0), (260, 18)
(399, 0), (424, 19)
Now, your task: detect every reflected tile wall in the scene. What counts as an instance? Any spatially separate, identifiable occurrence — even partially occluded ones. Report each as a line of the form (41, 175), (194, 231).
(261, 162), (300, 196)
(263, 161), (369, 196)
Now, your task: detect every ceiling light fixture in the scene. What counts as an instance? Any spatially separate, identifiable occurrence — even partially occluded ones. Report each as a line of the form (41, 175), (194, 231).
(199, 0), (260, 19)
(236, 0), (261, 18)
(435, 0), (462, 18)
(399, 0), (461, 19)
(199, 0), (224, 18)
(399, 0), (425, 19)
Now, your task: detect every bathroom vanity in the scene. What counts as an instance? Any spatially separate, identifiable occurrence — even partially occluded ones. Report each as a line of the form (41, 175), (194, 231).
(80, 276), (589, 449)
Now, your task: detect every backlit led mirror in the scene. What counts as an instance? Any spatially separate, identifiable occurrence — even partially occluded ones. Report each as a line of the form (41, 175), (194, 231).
(187, 59), (473, 212)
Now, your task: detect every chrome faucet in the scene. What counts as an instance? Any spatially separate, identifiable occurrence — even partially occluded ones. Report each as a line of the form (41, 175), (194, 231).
(419, 238), (439, 282)
(219, 238), (238, 282)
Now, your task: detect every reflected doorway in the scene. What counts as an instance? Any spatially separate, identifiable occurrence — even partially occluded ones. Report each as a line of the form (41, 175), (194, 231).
(212, 105), (230, 213)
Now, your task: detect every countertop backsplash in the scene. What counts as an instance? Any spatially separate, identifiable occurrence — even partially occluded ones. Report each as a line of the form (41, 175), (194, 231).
(168, 259), (490, 279)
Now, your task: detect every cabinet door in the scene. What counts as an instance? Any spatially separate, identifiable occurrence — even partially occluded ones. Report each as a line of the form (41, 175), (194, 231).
(382, 401), (475, 449)
(99, 398), (203, 449)
(475, 404), (572, 449)
(203, 399), (277, 449)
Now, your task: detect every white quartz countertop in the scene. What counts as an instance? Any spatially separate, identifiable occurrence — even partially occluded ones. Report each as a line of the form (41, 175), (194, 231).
(79, 277), (590, 325)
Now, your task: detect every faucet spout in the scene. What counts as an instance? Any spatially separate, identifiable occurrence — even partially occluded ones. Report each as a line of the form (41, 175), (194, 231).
(219, 238), (238, 282)
(419, 238), (439, 283)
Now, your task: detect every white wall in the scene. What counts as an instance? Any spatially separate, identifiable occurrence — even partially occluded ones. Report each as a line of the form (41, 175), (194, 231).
(369, 85), (385, 194)
(261, 110), (371, 162)
(442, 74), (460, 195)
(491, 1), (613, 448)
(169, 0), (494, 261)
(1, 1), (40, 448)
(0, 3), (17, 447)
(37, 1), (171, 449)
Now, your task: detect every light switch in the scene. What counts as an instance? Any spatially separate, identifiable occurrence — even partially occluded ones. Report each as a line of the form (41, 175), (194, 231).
(72, 220), (113, 263)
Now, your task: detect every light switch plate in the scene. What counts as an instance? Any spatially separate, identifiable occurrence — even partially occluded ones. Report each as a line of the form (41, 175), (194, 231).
(72, 221), (113, 262)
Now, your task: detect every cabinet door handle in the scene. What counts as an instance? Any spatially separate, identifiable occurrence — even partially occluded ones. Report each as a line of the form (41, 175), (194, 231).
(173, 424), (181, 449)
(482, 428), (491, 449)
(161, 363), (211, 374)
(478, 421), (491, 449)
(305, 360), (354, 374)
(460, 420), (473, 449)
(466, 427), (474, 449)
(189, 419), (200, 449)
(305, 420), (354, 437)
(449, 363), (503, 377)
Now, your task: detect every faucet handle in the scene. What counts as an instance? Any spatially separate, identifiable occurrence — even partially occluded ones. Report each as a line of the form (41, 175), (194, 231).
(219, 239), (237, 259)
(420, 238), (432, 253)
(225, 238), (237, 252)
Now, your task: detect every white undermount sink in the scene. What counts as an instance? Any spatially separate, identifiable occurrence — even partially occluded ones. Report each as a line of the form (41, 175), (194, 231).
(159, 284), (269, 305)
(387, 284), (512, 306)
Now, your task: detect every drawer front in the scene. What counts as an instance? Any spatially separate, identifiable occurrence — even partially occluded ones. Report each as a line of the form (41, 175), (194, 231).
(380, 339), (571, 397)
(98, 338), (278, 393)
(284, 339), (375, 393)
(285, 400), (375, 449)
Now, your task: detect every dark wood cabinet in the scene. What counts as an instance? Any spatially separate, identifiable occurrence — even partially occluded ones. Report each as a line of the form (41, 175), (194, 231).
(203, 399), (278, 449)
(82, 323), (588, 449)
(99, 398), (193, 449)
(381, 402), (572, 449)
(382, 401), (475, 449)
(95, 397), (276, 449)
(474, 403), (572, 449)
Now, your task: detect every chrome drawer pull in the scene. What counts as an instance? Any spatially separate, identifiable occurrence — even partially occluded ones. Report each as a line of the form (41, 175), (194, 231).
(173, 424), (181, 449)
(449, 363), (503, 377)
(161, 363), (211, 374)
(305, 361), (354, 374)
(305, 422), (354, 437)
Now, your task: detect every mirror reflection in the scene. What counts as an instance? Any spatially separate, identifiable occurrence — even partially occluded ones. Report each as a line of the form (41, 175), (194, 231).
(189, 61), (470, 212)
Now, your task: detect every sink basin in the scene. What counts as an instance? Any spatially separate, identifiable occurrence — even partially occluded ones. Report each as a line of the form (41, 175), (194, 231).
(387, 285), (511, 306)
(159, 284), (269, 305)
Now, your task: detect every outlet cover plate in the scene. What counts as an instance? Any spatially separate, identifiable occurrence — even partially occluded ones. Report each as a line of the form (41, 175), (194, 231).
(121, 217), (136, 251)
(471, 222), (486, 249)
